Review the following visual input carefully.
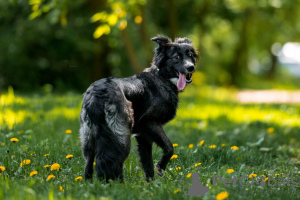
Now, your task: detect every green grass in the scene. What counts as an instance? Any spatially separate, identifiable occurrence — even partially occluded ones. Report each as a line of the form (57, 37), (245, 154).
(0, 85), (300, 200)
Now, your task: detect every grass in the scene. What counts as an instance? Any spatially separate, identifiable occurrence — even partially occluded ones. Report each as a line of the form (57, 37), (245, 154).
(0, 85), (300, 200)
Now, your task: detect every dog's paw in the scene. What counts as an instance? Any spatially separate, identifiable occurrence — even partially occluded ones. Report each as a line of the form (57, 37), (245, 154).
(155, 166), (165, 177)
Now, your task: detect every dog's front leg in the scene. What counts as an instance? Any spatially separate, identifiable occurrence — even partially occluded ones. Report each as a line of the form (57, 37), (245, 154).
(141, 121), (174, 178)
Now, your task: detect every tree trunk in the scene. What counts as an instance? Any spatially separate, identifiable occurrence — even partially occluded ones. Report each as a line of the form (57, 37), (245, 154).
(120, 30), (142, 73)
(167, 0), (177, 40)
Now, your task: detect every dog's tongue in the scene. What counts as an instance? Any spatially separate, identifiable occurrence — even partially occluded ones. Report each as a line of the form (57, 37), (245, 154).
(177, 73), (186, 91)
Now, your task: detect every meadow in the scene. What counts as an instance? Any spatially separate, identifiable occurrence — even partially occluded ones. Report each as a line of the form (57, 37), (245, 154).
(0, 85), (299, 200)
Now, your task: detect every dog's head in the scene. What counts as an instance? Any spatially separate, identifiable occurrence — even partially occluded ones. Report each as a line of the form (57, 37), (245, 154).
(151, 35), (198, 91)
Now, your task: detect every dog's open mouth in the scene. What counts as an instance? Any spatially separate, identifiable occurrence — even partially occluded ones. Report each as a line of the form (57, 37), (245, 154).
(175, 71), (193, 91)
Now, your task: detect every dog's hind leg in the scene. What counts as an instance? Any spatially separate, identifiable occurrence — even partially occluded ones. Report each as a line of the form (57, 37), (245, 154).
(80, 115), (95, 180)
(95, 133), (130, 182)
(135, 135), (154, 182)
(141, 121), (173, 177)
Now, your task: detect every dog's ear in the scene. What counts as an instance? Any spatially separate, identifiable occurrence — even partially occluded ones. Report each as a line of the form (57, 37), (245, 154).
(151, 36), (171, 46)
(174, 37), (192, 44)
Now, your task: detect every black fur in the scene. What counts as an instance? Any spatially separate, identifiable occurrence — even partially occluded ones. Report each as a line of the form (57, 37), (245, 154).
(80, 36), (198, 182)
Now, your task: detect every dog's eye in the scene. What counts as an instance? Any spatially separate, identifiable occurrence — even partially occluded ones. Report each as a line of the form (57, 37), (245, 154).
(174, 55), (180, 60)
(188, 53), (193, 57)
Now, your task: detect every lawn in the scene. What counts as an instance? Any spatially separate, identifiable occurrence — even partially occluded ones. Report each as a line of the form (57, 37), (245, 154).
(0, 85), (299, 200)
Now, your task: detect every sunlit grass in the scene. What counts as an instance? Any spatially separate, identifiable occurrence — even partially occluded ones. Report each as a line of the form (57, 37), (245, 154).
(0, 85), (299, 199)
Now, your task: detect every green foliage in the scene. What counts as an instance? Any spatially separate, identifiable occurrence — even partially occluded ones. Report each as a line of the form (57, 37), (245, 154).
(0, 86), (300, 199)
(0, 0), (300, 91)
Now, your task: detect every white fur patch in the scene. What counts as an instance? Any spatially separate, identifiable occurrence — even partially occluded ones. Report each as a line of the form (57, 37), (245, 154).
(104, 103), (130, 145)
(169, 78), (178, 86)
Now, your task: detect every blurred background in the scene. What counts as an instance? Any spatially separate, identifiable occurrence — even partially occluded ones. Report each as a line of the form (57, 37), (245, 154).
(0, 0), (300, 93)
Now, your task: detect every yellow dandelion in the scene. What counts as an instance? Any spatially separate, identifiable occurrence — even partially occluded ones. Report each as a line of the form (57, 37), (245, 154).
(175, 166), (181, 170)
(20, 159), (31, 167)
(134, 16), (143, 24)
(66, 154), (73, 159)
(51, 163), (60, 171)
(44, 153), (49, 157)
(30, 171), (38, 177)
(30, 152), (35, 156)
(267, 127), (274, 134)
(170, 154), (178, 159)
(75, 176), (83, 181)
(47, 174), (55, 181)
(10, 138), (19, 142)
(0, 166), (6, 172)
(209, 145), (216, 149)
(59, 186), (64, 192)
(249, 173), (257, 178)
(44, 165), (51, 168)
(222, 144), (226, 147)
(173, 143), (178, 147)
(186, 173), (192, 178)
(93, 162), (96, 166)
(199, 140), (204, 146)
(231, 146), (239, 150)
(1, 143), (5, 146)
(65, 129), (72, 134)
(195, 163), (202, 167)
(226, 169), (234, 174)
(174, 189), (180, 194)
(275, 173), (279, 176)
(188, 144), (194, 149)
(216, 191), (229, 200)
(264, 177), (268, 182)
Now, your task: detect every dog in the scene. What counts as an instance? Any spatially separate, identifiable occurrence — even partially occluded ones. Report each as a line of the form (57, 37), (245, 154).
(80, 35), (197, 182)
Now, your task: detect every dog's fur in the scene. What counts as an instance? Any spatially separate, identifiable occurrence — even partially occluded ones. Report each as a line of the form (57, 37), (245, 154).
(80, 36), (197, 182)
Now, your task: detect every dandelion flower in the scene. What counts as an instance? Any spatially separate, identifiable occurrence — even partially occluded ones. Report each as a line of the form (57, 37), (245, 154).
(66, 154), (73, 159)
(175, 166), (181, 170)
(59, 186), (64, 192)
(216, 191), (229, 200)
(47, 174), (55, 181)
(10, 138), (19, 143)
(199, 140), (204, 146)
(170, 155), (178, 159)
(249, 173), (257, 178)
(195, 163), (202, 167)
(209, 145), (216, 149)
(65, 129), (72, 134)
(173, 143), (178, 147)
(30, 152), (35, 156)
(20, 159), (31, 167)
(1, 143), (5, 146)
(275, 173), (279, 176)
(174, 189), (180, 194)
(44, 165), (51, 168)
(264, 177), (268, 182)
(51, 163), (60, 171)
(0, 166), (6, 172)
(267, 127), (274, 134)
(222, 144), (226, 147)
(93, 162), (96, 166)
(30, 171), (38, 177)
(75, 176), (83, 181)
(44, 153), (49, 157)
(188, 144), (194, 149)
(231, 146), (239, 150)
(226, 169), (234, 174)
(186, 173), (192, 178)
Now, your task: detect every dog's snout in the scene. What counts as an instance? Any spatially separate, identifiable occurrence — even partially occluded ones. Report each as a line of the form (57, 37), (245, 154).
(187, 66), (195, 72)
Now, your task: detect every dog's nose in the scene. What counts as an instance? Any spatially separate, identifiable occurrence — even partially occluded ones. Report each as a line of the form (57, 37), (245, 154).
(187, 66), (195, 72)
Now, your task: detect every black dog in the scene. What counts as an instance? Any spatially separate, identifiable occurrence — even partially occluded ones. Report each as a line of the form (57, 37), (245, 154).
(80, 36), (197, 182)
